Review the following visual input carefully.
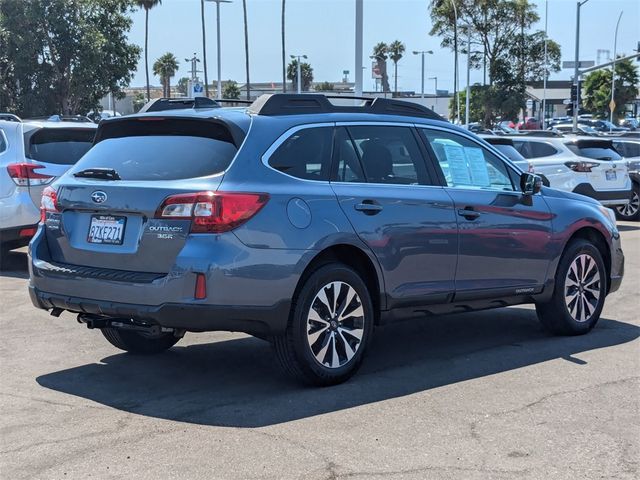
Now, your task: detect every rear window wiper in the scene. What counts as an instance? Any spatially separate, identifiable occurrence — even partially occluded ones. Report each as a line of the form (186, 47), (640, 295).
(73, 168), (121, 180)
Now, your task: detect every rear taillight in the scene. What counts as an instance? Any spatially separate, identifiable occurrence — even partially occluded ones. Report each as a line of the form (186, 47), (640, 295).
(156, 191), (269, 233)
(40, 186), (59, 222)
(7, 163), (54, 186)
(565, 161), (600, 173)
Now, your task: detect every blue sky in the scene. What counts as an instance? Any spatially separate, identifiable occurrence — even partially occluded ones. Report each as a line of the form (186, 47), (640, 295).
(126, 0), (640, 93)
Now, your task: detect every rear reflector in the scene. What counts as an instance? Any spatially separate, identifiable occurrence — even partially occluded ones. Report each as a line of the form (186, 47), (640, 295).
(40, 186), (59, 222)
(194, 273), (207, 299)
(156, 191), (269, 233)
(7, 163), (54, 186)
(19, 227), (37, 238)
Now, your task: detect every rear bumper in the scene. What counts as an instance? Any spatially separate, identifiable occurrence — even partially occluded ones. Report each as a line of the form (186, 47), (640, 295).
(0, 224), (39, 249)
(571, 183), (632, 206)
(29, 286), (290, 336)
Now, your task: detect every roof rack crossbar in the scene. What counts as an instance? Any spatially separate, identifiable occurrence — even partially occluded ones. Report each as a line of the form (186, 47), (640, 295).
(248, 94), (444, 121)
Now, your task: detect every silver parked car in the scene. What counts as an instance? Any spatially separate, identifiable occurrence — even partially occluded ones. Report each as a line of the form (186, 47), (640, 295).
(0, 116), (97, 253)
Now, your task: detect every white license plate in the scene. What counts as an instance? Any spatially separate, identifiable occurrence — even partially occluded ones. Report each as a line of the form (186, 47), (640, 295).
(605, 170), (617, 181)
(87, 215), (126, 245)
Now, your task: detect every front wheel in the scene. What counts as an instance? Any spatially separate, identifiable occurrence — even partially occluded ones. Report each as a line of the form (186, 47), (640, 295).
(536, 239), (606, 336)
(273, 263), (374, 386)
(101, 325), (181, 354)
(615, 183), (640, 221)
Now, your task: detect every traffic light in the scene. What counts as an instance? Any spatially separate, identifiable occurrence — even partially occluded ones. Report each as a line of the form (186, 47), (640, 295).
(570, 84), (578, 104)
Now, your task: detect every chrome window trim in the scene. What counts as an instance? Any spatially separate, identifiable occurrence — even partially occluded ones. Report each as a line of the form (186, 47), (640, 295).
(416, 124), (520, 193)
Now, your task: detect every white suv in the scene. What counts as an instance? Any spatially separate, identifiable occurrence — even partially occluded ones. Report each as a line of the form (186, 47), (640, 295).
(503, 136), (631, 207)
(0, 116), (96, 253)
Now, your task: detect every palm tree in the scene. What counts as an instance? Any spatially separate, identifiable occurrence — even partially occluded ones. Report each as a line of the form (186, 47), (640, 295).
(372, 42), (390, 93)
(388, 40), (405, 96)
(200, 0), (209, 97)
(281, 0), (286, 93)
(242, 0), (250, 100)
(136, 0), (162, 102)
(153, 53), (179, 98)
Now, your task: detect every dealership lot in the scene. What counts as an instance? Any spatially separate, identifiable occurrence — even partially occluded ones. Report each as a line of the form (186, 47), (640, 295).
(0, 224), (638, 480)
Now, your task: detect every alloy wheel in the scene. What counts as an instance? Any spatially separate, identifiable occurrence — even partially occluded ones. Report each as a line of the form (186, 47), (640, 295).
(564, 253), (601, 322)
(306, 281), (365, 369)
(616, 190), (639, 218)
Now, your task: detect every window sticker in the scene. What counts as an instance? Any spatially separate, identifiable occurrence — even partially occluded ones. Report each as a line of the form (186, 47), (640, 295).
(443, 144), (472, 185)
(464, 147), (491, 187)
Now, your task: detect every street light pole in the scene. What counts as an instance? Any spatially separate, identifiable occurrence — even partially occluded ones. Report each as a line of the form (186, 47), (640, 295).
(205, 0), (231, 99)
(291, 54), (307, 94)
(451, 0), (460, 123)
(465, 28), (471, 127)
(355, 0), (363, 96)
(573, 0), (592, 132)
(413, 50), (433, 98)
(429, 76), (438, 95)
(610, 11), (623, 132)
(541, 0), (548, 129)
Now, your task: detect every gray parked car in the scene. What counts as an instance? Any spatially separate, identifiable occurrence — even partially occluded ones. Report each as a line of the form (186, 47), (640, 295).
(0, 116), (96, 254)
(29, 95), (624, 385)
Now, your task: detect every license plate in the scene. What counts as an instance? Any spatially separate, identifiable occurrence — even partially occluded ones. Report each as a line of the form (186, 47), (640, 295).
(605, 170), (617, 181)
(87, 215), (126, 245)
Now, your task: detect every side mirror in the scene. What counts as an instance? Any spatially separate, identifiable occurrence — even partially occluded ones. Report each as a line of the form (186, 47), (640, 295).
(520, 172), (542, 195)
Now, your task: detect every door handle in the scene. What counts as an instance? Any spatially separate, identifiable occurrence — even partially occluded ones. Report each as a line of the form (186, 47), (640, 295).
(354, 201), (383, 215)
(457, 208), (480, 220)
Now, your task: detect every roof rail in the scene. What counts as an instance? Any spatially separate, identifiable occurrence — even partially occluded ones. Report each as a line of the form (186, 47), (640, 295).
(215, 99), (253, 106)
(139, 97), (221, 113)
(248, 94), (445, 121)
(0, 113), (22, 122)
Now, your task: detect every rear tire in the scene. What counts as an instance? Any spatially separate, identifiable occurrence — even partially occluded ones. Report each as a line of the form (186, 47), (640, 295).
(536, 239), (606, 336)
(273, 263), (374, 386)
(615, 183), (640, 221)
(101, 326), (180, 354)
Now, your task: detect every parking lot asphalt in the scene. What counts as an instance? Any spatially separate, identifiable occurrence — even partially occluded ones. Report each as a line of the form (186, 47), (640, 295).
(0, 223), (638, 480)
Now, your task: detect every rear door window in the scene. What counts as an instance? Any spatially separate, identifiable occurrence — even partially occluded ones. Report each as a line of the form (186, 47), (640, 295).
(68, 119), (237, 181)
(529, 141), (558, 158)
(614, 141), (640, 158)
(346, 125), (431, 185)
(0, 129), (6, 153)
(268, 127), (333, 181)
(25, 128), (95, 165)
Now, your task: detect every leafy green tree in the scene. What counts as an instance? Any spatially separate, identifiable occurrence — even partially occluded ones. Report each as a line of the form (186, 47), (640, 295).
(372, 42), (390, 92)
(176, 76), (189, 96)
(135, 0), (162, 102)
(429, 0), (561, 126)
(222, 80), (240, 99)
(315, 81), (335, 91)
(0, 0), (140, 116)
(132, 92), (147, 112)
(583, 59), (639, 120)
(287, 60), (314, 92)
(388, 40), (405, 96)
(153, 52), (179, 98)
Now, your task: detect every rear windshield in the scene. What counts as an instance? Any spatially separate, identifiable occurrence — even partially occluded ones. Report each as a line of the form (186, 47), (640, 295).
(69, 118), (238, 181)
(566, 143), (622, 161)
(25, 128), (95, 165)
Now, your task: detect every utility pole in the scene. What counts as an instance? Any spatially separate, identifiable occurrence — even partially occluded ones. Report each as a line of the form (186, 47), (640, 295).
(465, 28), (470, 127)
(413, 50), (433, 98)
(610, 11), (623, 132)
(355, 0), (363, 96)
(541, 0), (548, 129)
(291, 54), (307, 94)
(429, 76), (438, 96)
(573, 0), (592, 132)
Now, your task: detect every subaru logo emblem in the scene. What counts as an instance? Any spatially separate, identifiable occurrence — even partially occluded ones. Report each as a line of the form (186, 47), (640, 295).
(91, 191), (107, 204)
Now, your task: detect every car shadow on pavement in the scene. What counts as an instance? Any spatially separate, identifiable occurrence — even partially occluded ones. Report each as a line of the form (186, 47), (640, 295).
(0, 250), (29, 279)
(36, 308), (639, 428)
(617, 224), (639, 232)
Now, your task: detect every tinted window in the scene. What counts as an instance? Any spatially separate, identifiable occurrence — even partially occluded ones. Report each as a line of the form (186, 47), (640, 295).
(490, 144), (526, 163)
(333, 127), (365, 182)
(0, 130), (6, 153)
(70, 136), (237, 181)
(347, 126), (430, 185)
(268, 127), (333, 181)
(614, 141), (640, 158)
(529, 141), (558, 158)
(26, 128), (95, 165)
(566, 143), (622, 161)
(421, 129), (514, 191)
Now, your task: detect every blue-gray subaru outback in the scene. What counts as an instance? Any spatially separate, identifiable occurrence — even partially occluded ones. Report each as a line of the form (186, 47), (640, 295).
(29, 94), (624, 386)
